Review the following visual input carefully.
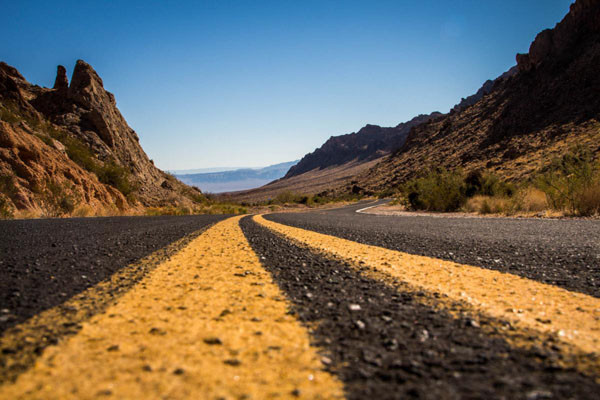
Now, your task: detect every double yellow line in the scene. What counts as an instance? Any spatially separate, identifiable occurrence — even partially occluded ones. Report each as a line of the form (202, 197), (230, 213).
(255, 215), (600, 379)
(1, 214), (599, 399)
(0, 217), (343, 400)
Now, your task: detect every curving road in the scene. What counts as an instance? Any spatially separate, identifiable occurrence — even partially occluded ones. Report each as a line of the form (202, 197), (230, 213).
(267, 200), (600, 297)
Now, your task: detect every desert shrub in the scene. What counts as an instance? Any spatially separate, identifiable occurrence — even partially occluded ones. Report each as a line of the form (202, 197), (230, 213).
(97, 161), (134, 196)
(465, 195), (512, 215)
(72, 205), (95, 217)
(377, 187), (397, 199)
(181, 186), (206, 204)
(0, 195), (14, 219)
(578, 183), (600, 216)
(536, 146), (600, 215)
(43, 180), (77, 217)
(0, 173), (18, 198)
(464, 170), (516, 198)
(402, 169), (467, 212)
(0, 104), (21, 124)
(274, 191), (304, 204)
(480, 199), (492, 214)
(510, 187), (548, 213)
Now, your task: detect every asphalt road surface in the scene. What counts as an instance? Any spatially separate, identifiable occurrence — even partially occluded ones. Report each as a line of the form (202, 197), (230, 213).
(0, 214), (228, 333)
(267, 200), (600, 297)
(0, 206), (598, 399)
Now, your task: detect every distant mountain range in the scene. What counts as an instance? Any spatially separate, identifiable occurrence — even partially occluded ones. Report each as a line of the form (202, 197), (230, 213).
(175, 161), (298, 193)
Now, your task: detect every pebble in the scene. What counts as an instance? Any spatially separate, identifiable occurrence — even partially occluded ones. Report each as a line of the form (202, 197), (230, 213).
(223, 359), (241, 366)
(203, 337), (223, 345)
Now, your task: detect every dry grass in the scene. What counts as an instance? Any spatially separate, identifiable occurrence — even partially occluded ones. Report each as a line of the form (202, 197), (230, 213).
(464, 188), (549, 216)
(578, 184), (600, 216)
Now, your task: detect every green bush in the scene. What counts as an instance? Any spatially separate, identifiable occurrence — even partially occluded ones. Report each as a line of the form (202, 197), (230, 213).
(536, 146), (600, 215)
(97, 161), (134, 196)
(0, 105), (21, 124)
(465, 170), (515, 197)
(273, 191), (304, 204)
(43, 180), (77, 217)
(402, 169), (467, 212)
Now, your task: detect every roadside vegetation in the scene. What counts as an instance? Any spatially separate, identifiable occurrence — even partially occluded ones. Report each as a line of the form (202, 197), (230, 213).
(394, 146), (600, 217)
(227, 190), (365, 212)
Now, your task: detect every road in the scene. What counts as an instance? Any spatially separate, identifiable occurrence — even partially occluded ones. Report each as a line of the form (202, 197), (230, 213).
(267, 200), (600, 297)
(0, 205), (599, 399)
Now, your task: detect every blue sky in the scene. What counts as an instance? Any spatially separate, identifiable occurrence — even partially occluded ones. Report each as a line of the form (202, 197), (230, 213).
(2, 1), (573, 170)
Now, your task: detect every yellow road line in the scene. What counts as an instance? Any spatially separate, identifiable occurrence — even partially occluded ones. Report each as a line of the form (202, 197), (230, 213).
(255, 214), (600, 376)
(0, 216), (343, 399)
(0, 227), (207, 384)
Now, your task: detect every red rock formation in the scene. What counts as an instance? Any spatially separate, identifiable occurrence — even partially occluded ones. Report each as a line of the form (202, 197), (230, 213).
(517, 0), (600, 72)
(0, 60), (204, 217)
(53, 65), (68, 90)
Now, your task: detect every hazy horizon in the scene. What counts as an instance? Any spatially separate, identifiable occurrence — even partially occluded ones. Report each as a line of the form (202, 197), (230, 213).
(2, 0), (573, 170)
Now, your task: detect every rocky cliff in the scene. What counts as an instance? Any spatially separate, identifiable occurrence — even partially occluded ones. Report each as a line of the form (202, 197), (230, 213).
(451, 66), (517, 113)
(0, 60), (204, 217)
(285, 113), (441, 178)
(348, 0), (600, 193)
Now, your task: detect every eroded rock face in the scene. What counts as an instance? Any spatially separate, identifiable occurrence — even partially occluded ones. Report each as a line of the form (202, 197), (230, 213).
(517, 0), (600, 72)
(0, 60), (201, 216)
(53, 65), (68, 90)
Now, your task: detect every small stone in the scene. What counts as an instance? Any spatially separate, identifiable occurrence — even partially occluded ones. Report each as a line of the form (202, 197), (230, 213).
(321, 356), (332, 365)
(173, 368), (185, 375)
(348, 304), (361, 311)
(107, 345), (119, 352)
(149, 327), (166, 336)
(526, 389), (553, 400)
(355, 320), (366, 330)
(465, 318), (480, 328)
(291, 389), (301, 397)
(203, 337), (222, 345)
(224, 359), (241, 366)
(417, 329), (429, 342)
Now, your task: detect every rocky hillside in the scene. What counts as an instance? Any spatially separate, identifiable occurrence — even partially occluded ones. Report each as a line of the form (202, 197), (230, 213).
(284, 113), (441, 178)
(0, 60), (204, 217)
(348, 0), (600, 194)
